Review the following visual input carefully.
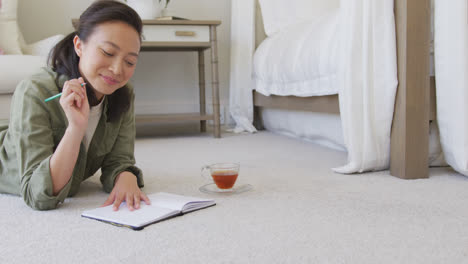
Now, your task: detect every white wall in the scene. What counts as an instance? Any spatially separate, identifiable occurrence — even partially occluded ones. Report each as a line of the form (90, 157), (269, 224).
(17, 0), (231, 123)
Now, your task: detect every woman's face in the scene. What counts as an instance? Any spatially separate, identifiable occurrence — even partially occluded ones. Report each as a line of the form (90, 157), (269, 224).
(73, 21), (140, 101)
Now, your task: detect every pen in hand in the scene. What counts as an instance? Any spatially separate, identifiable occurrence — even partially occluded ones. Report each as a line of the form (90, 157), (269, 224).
(44, 82), (86, 102)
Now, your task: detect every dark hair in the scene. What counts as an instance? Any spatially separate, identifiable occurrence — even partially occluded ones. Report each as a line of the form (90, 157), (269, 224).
(49, 0), (142, 122)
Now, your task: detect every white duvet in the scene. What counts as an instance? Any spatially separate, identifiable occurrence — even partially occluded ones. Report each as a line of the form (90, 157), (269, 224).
(253, 11), (340, 97)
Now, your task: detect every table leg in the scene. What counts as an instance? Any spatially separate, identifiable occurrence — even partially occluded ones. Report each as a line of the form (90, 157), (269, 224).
(198, 50), (206, 132)
(210, 25), (221, 138)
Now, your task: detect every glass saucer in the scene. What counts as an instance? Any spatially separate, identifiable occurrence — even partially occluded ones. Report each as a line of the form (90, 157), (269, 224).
(199, 183), (253, 194)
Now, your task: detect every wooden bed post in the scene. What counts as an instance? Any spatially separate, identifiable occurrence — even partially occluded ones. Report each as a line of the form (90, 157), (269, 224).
(391, 0), (431, 179)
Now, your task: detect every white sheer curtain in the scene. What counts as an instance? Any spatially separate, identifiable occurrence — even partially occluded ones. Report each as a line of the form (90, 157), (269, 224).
(228, 0), (257, 133)
(434, 0), (468, 176)
(333, 0), (397, 173)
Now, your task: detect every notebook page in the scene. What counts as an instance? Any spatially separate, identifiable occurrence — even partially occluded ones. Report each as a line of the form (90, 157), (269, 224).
(82, 202), (176, 228)
(149, 192), (214, 211)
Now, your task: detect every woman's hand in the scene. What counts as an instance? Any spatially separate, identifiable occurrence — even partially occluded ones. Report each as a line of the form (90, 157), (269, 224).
(102, 171), (151, 211)
(60, 77), (89, 136)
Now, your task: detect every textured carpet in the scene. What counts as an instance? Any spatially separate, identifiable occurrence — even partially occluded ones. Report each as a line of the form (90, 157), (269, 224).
(1, 130), (467, 264)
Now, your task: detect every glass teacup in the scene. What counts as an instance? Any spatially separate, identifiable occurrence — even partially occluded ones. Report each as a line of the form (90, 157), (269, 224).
(201, 163), (240, 191)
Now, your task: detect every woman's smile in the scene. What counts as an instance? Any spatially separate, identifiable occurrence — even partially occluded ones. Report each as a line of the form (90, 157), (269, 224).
(100, 74), (119, 85)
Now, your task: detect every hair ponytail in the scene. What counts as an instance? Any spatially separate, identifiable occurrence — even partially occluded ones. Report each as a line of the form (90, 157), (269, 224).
(49, 32), (80, 79)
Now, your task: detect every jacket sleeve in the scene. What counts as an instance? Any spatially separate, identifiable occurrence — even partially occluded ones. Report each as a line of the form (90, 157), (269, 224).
(10, 80), (73, 210)
(100, 89), (144, 193)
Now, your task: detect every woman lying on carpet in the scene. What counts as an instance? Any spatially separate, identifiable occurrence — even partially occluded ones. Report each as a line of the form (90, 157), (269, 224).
(0, 0), (150, 210)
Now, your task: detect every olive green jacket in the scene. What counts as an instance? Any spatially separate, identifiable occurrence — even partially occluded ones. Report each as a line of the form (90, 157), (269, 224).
(0, 67), (144, 210)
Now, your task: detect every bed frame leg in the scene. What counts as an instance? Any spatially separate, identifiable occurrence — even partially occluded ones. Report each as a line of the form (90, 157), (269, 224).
(390, 0), (431, 179)
(253, 106), (264, 130)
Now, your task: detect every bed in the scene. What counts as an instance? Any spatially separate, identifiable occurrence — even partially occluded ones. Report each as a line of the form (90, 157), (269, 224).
(230, 0), (468, 178)
(244, 0), (435, 179)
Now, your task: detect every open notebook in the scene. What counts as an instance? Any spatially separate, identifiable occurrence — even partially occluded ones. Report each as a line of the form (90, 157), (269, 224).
(82, 192), (215, 230)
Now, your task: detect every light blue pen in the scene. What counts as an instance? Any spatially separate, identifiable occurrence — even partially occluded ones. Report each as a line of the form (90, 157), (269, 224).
(44, 83), (86, 102)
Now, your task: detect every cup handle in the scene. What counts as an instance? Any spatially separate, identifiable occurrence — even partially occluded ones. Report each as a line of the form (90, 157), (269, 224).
(201, 165), (212, 182)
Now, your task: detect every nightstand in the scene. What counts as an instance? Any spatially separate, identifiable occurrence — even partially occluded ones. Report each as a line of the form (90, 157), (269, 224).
(72, 19), (222, 138)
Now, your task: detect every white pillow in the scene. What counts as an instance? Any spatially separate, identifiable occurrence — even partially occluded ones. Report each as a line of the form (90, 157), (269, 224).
(0, 55), (45, 94)
(0, 0), (23, 54)
(258, 0), (340, 36)
(22, 34), (64, 57)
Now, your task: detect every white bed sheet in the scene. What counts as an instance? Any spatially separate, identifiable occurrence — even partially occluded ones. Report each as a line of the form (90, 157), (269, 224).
(261, 109), (345, 152)
(253, 11), (340, 97)
(261, 108), (446, 167)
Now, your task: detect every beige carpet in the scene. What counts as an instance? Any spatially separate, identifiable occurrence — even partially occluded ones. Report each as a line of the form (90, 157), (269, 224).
(1, 129), (467, 264)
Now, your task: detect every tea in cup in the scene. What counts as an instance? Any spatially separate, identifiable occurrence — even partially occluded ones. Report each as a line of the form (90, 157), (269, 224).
(201, 163), (240, 190)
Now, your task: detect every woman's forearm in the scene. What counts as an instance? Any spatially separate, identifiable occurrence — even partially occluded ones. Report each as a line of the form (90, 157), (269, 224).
(49, 126), (84, 195)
